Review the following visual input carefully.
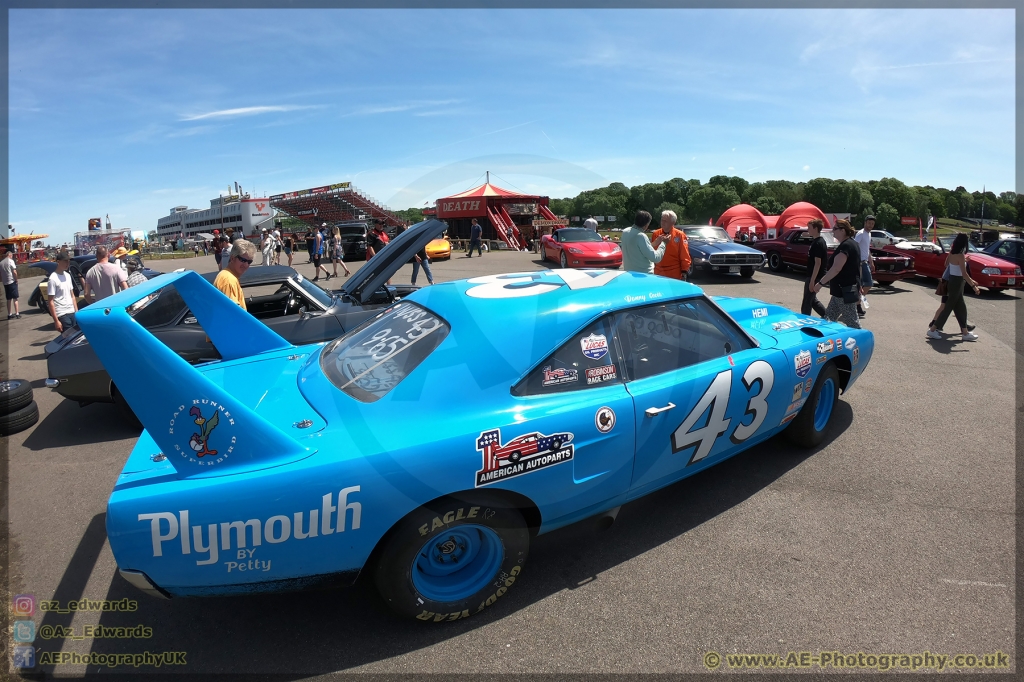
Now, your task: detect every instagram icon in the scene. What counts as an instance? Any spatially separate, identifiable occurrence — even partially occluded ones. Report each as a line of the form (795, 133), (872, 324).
(12, 594), (35, 617)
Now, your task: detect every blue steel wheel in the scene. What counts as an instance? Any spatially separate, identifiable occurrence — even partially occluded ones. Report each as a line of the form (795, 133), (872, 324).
(374, 496), (530, 622)
(785, 361), (839, 448)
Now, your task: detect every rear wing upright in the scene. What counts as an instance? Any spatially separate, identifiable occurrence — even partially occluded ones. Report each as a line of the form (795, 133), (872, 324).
(76, 270), (311, 478)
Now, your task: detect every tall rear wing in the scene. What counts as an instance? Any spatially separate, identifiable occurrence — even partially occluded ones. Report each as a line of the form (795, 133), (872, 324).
(76, 270), (311, 478)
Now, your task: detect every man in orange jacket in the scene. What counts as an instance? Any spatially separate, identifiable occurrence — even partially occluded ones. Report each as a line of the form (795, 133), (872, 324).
(651, 210), (691, 280)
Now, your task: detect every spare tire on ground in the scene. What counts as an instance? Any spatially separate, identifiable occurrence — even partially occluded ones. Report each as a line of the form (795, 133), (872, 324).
(0, 400), (39, 436)
(0, 379), (34, 415)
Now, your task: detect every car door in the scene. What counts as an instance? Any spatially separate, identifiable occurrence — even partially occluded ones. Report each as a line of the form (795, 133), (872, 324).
(508, 315), (635, 520)
(784, 230), (812, 267)
(910, 243), (944, 277)
(614, 298), (787, 498)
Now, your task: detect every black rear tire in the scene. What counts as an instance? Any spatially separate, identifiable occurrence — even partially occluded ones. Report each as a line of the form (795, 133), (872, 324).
(768, 252), (786, 272)
(0, 400), (39, 436)
(374, 495), (529, 622)
(785, 362), (839, 448)
(0, 379), (34, 415)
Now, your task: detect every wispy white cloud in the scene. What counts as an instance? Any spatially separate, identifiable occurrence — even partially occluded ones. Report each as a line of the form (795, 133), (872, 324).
(344, 99), (461, 117)
(168, 125), (216, 138)
(180, 105), (318, 121)
(413, 108), (469, 117)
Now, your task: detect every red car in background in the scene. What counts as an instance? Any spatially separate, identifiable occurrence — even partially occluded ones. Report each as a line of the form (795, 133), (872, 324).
(751, 228), (916, 285)
(883, 237), (1022, 292)
(541, 228), (622, 269)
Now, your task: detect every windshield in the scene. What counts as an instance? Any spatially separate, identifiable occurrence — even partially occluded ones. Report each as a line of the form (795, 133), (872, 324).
(683, 226), (731, 241)
(558, 229), (604, 243)
(320, 301), (449, 403)
(939, 236), (980, 253)
(293, 275), (334, 309)
(339, 225), (367, 237)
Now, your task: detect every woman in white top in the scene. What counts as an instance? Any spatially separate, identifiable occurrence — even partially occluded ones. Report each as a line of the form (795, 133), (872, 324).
(927, 233), (979, 341)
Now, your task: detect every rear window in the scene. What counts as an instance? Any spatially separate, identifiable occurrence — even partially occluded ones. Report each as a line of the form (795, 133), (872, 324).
(129, 285), (186, 327)
(320, 301), (449, 403)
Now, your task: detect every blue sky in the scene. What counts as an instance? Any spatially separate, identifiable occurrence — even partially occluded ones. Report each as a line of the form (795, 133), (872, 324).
(9, 8), (1015, 244)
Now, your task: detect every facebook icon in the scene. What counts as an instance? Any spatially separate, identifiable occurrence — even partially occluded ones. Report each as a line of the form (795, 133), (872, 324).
(13, 646), (35, 669)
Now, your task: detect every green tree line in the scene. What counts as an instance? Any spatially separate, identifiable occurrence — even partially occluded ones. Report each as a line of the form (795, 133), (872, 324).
(534, 176), (1019, 232)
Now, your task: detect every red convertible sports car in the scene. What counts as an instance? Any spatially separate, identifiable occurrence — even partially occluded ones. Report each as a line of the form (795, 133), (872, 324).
(752, 228), (916, 286)
(541, 228), (622, 269)
(883, 237), (1022, 292)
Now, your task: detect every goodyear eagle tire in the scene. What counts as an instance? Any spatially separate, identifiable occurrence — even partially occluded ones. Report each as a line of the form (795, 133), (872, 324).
(785, 361), (838, 448)
(0, 400), (39, 436)
(0, 379), (34, 415)
(374, 496), (529, 622)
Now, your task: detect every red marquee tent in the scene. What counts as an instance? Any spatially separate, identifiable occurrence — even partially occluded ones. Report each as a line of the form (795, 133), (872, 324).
(435, 176), (564, 250)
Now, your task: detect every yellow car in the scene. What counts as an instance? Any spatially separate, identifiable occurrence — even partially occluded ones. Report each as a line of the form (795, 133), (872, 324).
(425, 237), (452, 260)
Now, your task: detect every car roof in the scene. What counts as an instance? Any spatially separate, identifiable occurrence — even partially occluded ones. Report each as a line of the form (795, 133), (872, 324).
(406, 270), (701, 377)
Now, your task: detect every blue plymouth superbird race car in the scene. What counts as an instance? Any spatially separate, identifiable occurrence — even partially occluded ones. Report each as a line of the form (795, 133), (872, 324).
(78, 224), (873, 623)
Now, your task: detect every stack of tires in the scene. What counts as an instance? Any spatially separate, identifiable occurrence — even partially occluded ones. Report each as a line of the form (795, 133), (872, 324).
(0, 380), (39, 436)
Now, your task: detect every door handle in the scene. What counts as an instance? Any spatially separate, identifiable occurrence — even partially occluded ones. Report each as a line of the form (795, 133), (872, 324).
(645, 402), (676, 417)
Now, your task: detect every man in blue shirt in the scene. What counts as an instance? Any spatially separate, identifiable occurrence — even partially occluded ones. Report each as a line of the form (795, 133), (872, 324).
(466, 218), (484, 257)
(620, 210), (666, 273)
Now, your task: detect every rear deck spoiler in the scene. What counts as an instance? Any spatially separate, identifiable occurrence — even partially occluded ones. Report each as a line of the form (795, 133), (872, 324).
(76, 270), (312, 478)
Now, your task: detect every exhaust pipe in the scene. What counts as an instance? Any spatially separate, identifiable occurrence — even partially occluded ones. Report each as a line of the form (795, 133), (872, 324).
(597, 506), (621, 530)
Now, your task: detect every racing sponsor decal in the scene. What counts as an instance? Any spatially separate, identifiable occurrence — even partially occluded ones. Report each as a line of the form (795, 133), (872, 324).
(816, 355), (827, 364)
(835, 337), (843, 348)
(541, 366), (578, 387)
(772, 317), (820, 331)
(794, 350), (812, 378)
(853, 347), (860, 364)
(804, 377), (813, 393)
(580, 333), (609, 360)
(816, 340), (835, 354)
(169, 400), (237, 467)
(792, 383), (803, 402)
(845, 337), (857, 350)
(136, 487), (361, 568)
(780, 411), (799, 426)
(595, 406), (616, 433)
(475, 429), (574, 487)
(586, 365), (617, 385)
(785, 399), (806, 415)
(752, 307), (769, 318)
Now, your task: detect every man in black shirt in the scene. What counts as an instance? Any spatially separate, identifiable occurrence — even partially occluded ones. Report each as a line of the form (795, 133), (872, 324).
(801, 219), (828, 317)
(812, 220), (862, 328)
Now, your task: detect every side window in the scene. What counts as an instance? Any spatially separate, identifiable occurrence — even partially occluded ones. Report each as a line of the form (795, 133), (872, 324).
(997, 242), (1012, 257)
(614, 298), (754, 381)
(513, 316), (621, 396)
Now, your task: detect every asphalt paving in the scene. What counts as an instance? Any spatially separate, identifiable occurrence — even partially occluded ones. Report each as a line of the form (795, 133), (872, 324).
(3, 249), (1017, 676)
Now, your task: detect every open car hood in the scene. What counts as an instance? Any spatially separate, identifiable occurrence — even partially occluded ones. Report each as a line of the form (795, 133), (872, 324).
(338, 218), (448, 304)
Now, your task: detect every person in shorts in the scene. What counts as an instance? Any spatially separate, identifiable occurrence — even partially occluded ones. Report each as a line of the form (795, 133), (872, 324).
(1, 249), (20, 319)
(855, 215), (876, 316)
(283, 234), (294, 267)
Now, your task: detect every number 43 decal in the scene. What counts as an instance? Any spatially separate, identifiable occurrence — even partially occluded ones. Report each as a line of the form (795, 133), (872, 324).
(672, 360), (774, 465)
